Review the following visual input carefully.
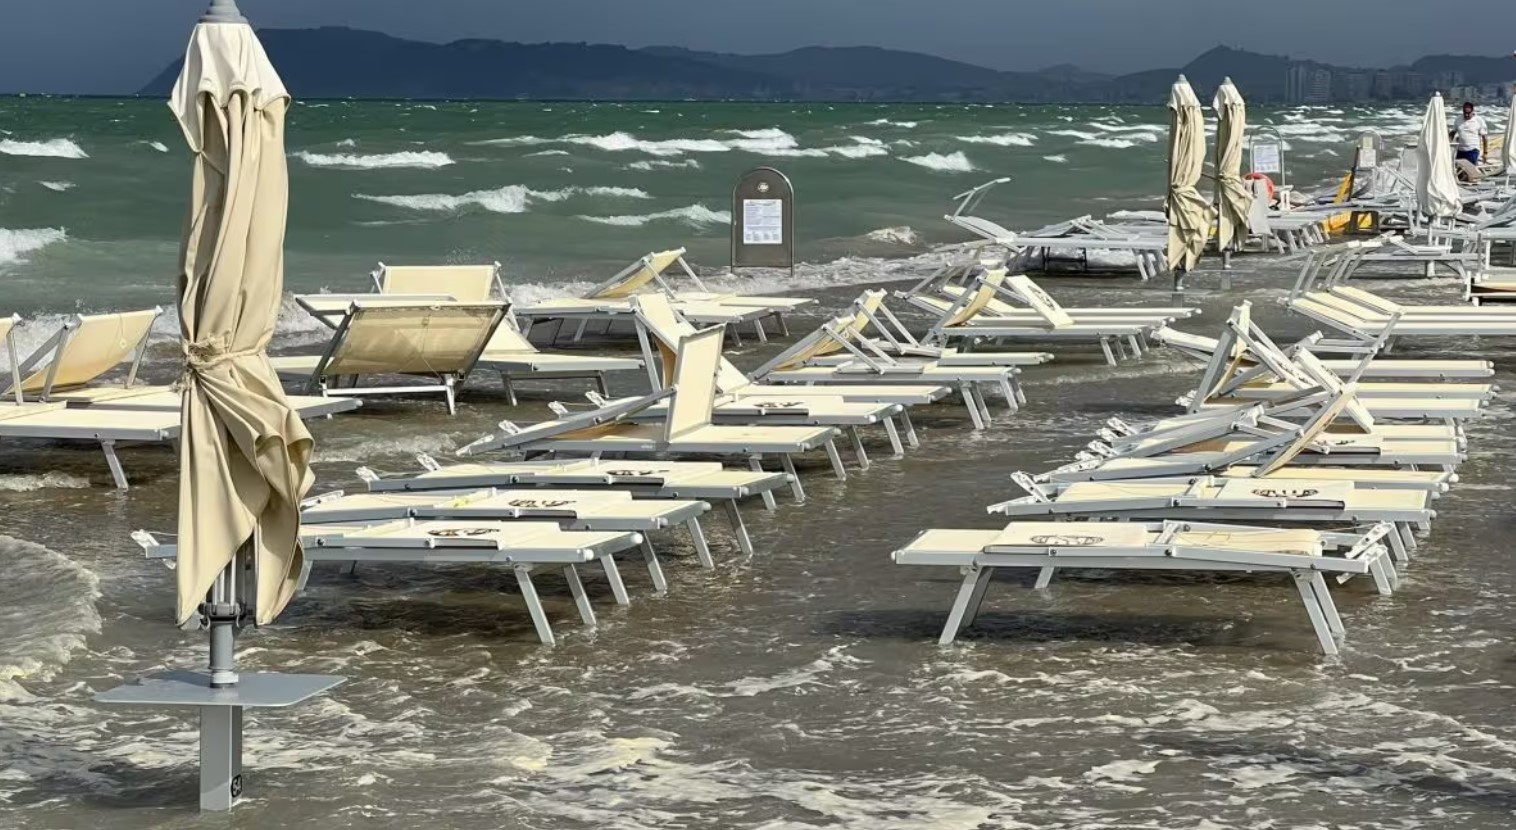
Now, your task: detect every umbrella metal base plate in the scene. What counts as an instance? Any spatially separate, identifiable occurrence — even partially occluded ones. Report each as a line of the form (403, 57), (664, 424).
(97, 670), (345, 811)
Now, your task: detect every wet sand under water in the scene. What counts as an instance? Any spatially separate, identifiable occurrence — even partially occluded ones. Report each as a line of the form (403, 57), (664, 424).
(3, 258), (1516, 829)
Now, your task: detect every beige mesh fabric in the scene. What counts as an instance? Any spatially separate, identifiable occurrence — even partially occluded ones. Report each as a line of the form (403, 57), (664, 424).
(991, 521), (1153, 548)
(771, 311), (865, 371)
(482, 318), (538, 354)
(665, 326), (724, 440)
(1257, 388), (1359, 476)
(1173, 527), (1322, 556)
(1005, 276), (1075, 328)
(593, 248), (685, 299)
(1213, 477), (1353, 503)
(1331, 286), (1402, 315)
(325, 304), (501, 376)
(13, 309), (161, 394)
(380, 265), (496, 302)
(806, 291), (882, 360)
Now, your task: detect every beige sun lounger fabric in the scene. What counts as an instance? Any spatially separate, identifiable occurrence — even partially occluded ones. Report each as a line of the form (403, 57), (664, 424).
(376, 264), (498, 302)
(7, 309), (161, 397)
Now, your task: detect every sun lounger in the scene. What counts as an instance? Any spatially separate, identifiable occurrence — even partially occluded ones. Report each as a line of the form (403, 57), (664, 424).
(515, 248), (812, 345)
(459, 325), (844, 503)
(474, 311), (644, 406)
(372, 262), (503, 301)
(1154, 326), (1494, 380)
(134, 520), (643, 646)
(5, 308), (163, 402)
(751, 290), (1034, 429)
(360, 456), (787, 553)
(897, 270), (1173, 366)
(893, 520), (1395, 653)
(270, 301), (507, 414)
(302, 486), (713, 586)
(991, 474), (1429, 562)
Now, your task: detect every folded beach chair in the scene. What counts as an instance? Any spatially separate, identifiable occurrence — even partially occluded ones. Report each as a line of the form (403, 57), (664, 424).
(459, 325), (844, 504)
(1153, 325), (1495, 380)
(270, 301), (507, 414)
(1182, 303), (1492, 421)
(632, 293), (950, 445)
(944, 179), (1168, 280)
(897, 270), (1172, 366)
(302, 486), (713, 588)
(514, 248), (811, 345)
(360, 456), (789, 554)
(751, 291), (1036, 429)
(892, 520), (1396, 654)
(929, 271), (1197, 328)
(133, 520), (643, 646)
(992, 474), (1429, 563)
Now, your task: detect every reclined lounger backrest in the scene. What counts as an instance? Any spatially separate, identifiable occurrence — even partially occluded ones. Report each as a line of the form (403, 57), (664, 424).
(586, 248), (687, 300)
(634, 294), (751, 392)
(1004, 275), (1076, 328)
(665, 325), (725, 441)
(324, 303), (506, 377)
(8, 308), (162, 398)
(376, 264), (498, 302)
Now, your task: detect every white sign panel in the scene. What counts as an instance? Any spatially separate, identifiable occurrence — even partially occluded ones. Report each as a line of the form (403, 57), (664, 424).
(1356, 147), (1377, 169)
(1251, 143), (1282, 174)
(742, 199), (784, 246)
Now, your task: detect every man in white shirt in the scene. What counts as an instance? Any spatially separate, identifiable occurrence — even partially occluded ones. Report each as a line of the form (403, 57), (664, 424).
(1453, 101), (1489, 165)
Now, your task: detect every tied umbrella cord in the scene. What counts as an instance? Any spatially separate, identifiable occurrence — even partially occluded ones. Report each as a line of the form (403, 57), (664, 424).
(176, 335), (264, 391)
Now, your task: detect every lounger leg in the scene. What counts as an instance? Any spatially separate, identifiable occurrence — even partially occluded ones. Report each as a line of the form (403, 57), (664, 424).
(754, 320), (768, 343)
(939, 566), (992, 645)
(1100, 338), (1118, 366)
(1309, 572), (1345, 637)
(572, 319), (589, 342)
(1034, 566), (1056, 590)
(776, 313), (789, 337)
(598, 554), (631, 606)
(514, 566), (556, 646)
(722, 500), (755, 556)
(962, 565), (995, 627)
(640, 538), (668, 594)
(848, 427), (870, 471)
(595, 373), (610, 398)
(883, 417), (905, 459)
(500, 373), (519, 407)
(961, 384), (986, 430)
(563, 564), (597, 627)
(730, 327), (743, 347)
(900, 410), (920, 448)
(822, 439), (847, 481)
(1398, 523), (1417, 556)
(687, 517), (715, 569)
(781, 454), (807, 503)
(974, 383), (994, 426)
(999, 377), (1019, 415)
(1292, 571), (1339, 655)
(1384, 529), (1409, 564)
(1367, 557), (1395, 596)
(749, 456), (778, 511)
(101, 441), (129, 490)
(444, 377), (458, 416)
(1127, 334), (1142, 356)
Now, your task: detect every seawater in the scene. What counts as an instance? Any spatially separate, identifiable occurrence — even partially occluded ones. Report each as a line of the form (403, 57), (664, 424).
(3, 99), (1515, 829)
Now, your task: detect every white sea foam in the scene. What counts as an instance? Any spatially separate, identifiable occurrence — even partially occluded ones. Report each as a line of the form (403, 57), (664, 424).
(1043, 154), (1068, 163)
(1108, 209), (1165, 222)
(0, 227), (67, 267)
(0, 138), (87, 159)
(0, 536), (101, 701)
(1079, 137), (1142, 149)
(0, 472), (92, 492)
(825, 140), (890, 159)
(335, 138), (358, 148)
(296, 150), (455, 170)
(39, 180), (74, 192)
(525, 149), (571, 157)
(902, 151), (975, 172)
(576, 204), (730, 227)
(864, 226), (920, 245)
(356, 184), (648, 214)
(627, 158), (701, 171)
(868, 118), (919, 128)
(146, 140), (169, 153)
(478, 129), (804, 157)
(958, 132), (1037, 147)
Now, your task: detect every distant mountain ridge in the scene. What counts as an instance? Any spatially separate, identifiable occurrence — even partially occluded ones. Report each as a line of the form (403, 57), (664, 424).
(136, 28), (1515, 102)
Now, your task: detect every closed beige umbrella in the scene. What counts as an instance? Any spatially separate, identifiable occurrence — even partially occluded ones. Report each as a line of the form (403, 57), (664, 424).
(172, 0), (313, 628)
(1165, 75), (1214, 274)
(1416, 93), (1461, 220)
(1212, 77), (1252, 254)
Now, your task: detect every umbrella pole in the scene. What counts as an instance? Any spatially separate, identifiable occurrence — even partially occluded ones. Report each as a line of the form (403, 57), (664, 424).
(207, 557), (241, 688)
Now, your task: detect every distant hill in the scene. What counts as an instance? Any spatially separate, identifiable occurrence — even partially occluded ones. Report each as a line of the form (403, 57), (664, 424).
(136, 27), (1514, 103)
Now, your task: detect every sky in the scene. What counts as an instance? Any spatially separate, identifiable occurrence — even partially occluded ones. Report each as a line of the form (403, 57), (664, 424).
(3, 0), (1516, 93)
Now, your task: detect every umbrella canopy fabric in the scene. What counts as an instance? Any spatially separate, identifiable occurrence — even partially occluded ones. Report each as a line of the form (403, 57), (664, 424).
(1503, 88), (1516, 172)
(1416, 93), (1461, 220)
(171, 16), (314, 626)
(1165, 75), (1214, 272)
(1212, 78), (1252, 252)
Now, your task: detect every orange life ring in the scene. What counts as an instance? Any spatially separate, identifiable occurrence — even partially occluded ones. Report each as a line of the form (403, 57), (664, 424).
(1243, 172), (1276, 201)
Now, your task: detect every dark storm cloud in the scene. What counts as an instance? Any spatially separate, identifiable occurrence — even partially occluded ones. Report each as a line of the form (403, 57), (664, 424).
(3, 0), (1515, 93)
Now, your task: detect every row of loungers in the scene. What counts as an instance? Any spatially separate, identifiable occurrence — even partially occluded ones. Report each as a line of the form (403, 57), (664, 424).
(0, 310), (357, 488)
(890, 299), (1489, 655)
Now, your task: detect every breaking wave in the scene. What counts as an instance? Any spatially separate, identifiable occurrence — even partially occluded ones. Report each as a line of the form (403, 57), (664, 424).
(296, 150), (455, 170)
(576, 204), (730, 227)
(958, 132), (1037, 147)
(628, 158), (702, 171)
(0, 227), (67, 267)
(145, 140), (169, 153)
(0, 138), (87, 159)
(39, 181), (74, 192)
(355, 184), (650, 214)
(902, 151), (976, 172)
(0, 535), (100, 702)
(1043, 154), (1069, 163)
(864, 226), (920, 245)
(477, 129), (804, 157)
